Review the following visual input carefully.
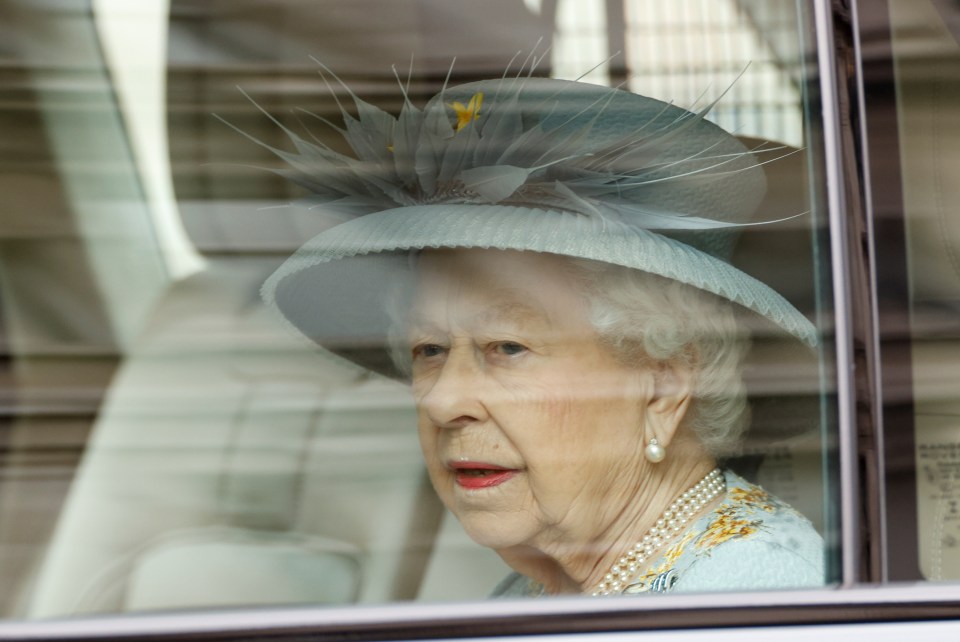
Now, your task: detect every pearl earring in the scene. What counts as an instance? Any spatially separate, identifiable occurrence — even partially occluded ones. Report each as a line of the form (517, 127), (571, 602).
(644, 438), (665, 463)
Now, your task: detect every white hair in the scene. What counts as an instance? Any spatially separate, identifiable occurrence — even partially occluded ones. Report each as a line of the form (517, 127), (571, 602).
(562, 258), (750, 456)
(387, 253), (750, 455)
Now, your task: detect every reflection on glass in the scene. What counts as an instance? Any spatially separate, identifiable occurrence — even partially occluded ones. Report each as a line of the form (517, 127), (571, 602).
(0, 0), (834, 619)
(889, 0), (960, 580)
(624, 0), (803, 147)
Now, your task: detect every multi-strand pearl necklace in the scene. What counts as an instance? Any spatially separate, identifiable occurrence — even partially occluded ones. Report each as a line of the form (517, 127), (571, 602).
(591, 468), (726, 596)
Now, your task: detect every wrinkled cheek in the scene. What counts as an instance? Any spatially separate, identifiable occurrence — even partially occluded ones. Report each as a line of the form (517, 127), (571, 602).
(523, 396), (582, 459)
(416, 421), (450, 501)
(427, 468), (456, 513)
(415, 416), (432, 456)
(525, 400), (619, 507)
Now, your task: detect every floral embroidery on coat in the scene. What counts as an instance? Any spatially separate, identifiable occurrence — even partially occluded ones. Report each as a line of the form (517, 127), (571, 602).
(628, 472), (808, 594)
(495, 470), (824, 598)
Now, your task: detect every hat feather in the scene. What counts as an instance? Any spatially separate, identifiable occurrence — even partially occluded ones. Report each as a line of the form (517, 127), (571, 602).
(225, 61), (786, 231)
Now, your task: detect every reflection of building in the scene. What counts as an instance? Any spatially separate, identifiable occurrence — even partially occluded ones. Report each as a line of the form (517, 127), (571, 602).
(553, 0), (804, 145)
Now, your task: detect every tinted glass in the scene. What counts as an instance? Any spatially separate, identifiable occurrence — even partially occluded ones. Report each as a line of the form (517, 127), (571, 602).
(0, 0), (837, 619)
(881, 0), (960, 581)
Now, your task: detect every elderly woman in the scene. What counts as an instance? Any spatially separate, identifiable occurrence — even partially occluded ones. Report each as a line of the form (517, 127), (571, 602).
(254, 70), (824, 596)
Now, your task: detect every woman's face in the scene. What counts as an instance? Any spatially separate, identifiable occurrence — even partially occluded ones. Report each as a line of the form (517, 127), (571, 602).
(407, 249), (656, 553)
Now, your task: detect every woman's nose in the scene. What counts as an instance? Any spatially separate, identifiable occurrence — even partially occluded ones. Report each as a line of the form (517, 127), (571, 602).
(418, 348), (487, 429)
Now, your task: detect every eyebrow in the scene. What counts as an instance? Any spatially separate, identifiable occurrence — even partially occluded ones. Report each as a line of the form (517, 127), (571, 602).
(475, 299), (551, 327)
(404, 287), (554, 332)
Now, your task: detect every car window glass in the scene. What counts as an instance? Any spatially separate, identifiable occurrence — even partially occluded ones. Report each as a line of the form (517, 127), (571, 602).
(886, 0), (960, 581)
(0, 0), (839, 619)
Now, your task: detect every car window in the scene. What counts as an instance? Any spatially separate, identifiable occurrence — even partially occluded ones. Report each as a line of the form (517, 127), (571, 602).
(0, 0), (841, 624)
(875, 0), (960, 581)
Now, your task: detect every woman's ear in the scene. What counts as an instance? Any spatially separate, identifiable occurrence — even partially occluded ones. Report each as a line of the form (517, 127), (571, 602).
(643, 360), (695, 448)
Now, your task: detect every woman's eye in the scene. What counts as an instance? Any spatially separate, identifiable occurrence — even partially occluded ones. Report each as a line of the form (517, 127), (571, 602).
(413, 343), (445, 359)
(494, 342), (527, 356)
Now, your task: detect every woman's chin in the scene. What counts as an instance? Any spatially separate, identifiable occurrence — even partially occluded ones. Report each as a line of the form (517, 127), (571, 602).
(456, 514), (533, 551)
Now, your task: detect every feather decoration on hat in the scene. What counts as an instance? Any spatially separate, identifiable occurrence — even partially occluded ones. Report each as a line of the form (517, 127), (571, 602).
(218, 56), (799, 233)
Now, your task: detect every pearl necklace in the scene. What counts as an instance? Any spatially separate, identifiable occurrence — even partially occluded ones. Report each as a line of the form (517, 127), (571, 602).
(591, 468), (726, 596)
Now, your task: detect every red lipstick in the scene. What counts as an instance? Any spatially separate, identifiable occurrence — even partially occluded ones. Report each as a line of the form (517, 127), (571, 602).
(449, 462), (518, 489)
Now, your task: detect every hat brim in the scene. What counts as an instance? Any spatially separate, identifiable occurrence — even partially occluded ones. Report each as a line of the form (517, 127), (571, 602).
(262, 204), (818, 379)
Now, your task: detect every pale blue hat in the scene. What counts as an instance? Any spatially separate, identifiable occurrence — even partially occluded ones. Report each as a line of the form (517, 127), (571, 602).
(250, 74), (817, 376)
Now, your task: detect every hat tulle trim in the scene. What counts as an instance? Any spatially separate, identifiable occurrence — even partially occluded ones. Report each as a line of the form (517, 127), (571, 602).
(220, 67), (792, 232)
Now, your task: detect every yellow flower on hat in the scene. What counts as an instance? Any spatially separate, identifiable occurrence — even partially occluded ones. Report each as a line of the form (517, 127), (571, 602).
(449, 92), (483, 131)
